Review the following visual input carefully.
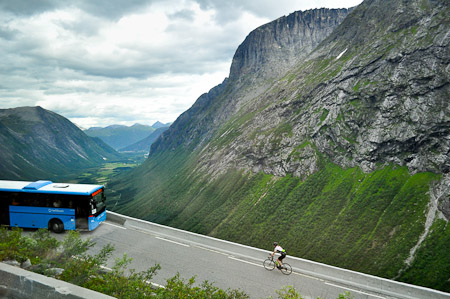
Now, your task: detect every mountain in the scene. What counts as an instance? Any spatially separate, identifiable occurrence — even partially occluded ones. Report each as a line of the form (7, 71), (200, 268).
(109, 0), (450, 292)
(120, 126), (169, 152)
(85, 123), (155, 151)
(0, 106), (121, 180)
(152, 121), (171, 129)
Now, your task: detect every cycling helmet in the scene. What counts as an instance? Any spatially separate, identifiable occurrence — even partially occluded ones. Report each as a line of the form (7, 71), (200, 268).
(273, 242), (278, 246)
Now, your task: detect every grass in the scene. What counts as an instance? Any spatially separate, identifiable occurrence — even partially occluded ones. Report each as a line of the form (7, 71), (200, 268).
(71, 153), (145, 184)
(110, 149), (448, 292)
(320, 109), (329, 122)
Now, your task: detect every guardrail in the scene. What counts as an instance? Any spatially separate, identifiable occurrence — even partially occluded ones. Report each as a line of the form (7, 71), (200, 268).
(0, 262), (114, 299)
(107, 210), (450, 299)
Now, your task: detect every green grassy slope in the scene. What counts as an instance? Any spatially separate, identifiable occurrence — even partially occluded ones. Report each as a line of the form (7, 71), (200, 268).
(109, 150), (449, 292)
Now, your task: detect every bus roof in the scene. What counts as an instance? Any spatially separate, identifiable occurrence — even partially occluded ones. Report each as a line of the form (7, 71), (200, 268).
(0, 180), (103, 196)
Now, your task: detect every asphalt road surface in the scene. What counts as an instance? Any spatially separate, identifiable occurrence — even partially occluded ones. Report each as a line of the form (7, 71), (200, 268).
(75, 220), (390, 299)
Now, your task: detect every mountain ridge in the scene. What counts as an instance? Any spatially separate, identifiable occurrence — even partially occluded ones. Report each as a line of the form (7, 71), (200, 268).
(150, 7), (352, 156)
(85, 123), (155, 151)
(0, 106), (121, 180)
(120, 126), (169, 152)
(85, 122), (172, 151)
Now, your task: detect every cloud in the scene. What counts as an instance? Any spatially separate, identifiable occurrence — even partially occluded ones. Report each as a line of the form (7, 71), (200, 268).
(0, 0), (62, 16)
(192, 0), (363, 23)
(0, 0), (362, 128)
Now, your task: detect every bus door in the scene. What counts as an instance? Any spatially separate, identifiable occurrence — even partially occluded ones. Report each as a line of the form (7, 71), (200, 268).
(0, 192), (16, 226)
(74, 197), (90, 229)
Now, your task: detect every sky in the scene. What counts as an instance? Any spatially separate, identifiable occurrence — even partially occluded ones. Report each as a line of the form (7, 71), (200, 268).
(0, 0), (363, 129)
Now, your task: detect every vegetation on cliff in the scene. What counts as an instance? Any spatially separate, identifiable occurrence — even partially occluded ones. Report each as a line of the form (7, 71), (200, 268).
(109, 148), (449, 292)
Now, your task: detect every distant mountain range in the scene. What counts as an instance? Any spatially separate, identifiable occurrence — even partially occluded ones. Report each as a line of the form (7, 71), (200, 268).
(120, 127), (169, 152)
(85, 122), (171, 152)
(0, 106), (121, 180)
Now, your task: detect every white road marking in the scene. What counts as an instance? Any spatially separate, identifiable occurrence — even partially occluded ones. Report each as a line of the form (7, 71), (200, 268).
(104, 222), (127, 229)
(228, 256), (263, 267)
(127, 224), (190, 247)
(325, 282), (386, 299)
(292, 271), (324, 282)
(127, 224), (156, 235)
(193, 245), (230, 256)
(228, 256), (323, 282)
(155, 236), (190, 247)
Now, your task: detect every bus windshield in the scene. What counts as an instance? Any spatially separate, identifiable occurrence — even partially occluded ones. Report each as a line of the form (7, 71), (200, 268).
(91, 189), (106, 216)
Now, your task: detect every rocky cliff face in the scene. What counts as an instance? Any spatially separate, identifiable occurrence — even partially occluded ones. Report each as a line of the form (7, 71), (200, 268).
(151, 7), (351, 155)
(196, 0), (449, 179)
(0, 106), (120, 180)
(229, 8), (351, 82)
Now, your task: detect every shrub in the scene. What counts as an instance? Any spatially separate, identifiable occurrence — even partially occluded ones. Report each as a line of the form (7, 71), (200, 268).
(0, 228), (248, 298)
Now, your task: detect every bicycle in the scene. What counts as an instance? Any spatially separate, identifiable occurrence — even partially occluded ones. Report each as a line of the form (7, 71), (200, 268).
(263, 256), (292, 275)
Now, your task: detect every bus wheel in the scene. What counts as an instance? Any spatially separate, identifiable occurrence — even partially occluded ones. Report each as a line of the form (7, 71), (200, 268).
(49, 219), (64, 233)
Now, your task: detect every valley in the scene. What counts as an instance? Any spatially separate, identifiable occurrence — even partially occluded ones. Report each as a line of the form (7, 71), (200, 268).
(71, 152), (146, 185)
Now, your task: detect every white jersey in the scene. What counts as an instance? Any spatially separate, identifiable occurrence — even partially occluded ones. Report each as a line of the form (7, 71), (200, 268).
(274, 245), (285, 253)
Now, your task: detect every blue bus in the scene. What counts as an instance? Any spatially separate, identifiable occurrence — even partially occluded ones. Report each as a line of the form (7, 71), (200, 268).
(0, 180), (106, 233)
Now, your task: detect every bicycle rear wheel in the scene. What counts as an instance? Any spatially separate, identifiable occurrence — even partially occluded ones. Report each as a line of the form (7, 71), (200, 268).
(280, 263), (292, 275)
(263, 258), (275, 271)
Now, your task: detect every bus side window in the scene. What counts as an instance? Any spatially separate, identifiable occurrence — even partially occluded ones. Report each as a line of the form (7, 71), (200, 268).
(53, 199), (62, 208)
(11, 193), (22, 205)
(23, 196), (34, 206)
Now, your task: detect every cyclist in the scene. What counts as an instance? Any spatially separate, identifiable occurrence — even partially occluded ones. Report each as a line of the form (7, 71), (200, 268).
(271, 242), (286, 269)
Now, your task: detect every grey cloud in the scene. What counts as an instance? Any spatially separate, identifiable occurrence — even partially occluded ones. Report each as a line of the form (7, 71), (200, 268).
(0, 0), (62, 16)
(1, 0), (156, 21)
(0, 24), (19, 40)
(191, 0), (341, 24)
(16, 39), (231, 81)
(77, 0), (156, 21)
(0, 0), (243, 82)
(57, 15), (104, 37)
(168, 9), (195, 21)
(4, 0), (350, 127)
(193, 1), (244, 24)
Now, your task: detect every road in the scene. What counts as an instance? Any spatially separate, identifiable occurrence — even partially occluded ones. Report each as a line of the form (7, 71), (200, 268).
(76, 217), (393, 299)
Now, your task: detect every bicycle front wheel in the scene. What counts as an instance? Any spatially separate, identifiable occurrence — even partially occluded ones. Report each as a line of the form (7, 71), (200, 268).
(263, 258), (276, 271)
(280, 263), (292, 275)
